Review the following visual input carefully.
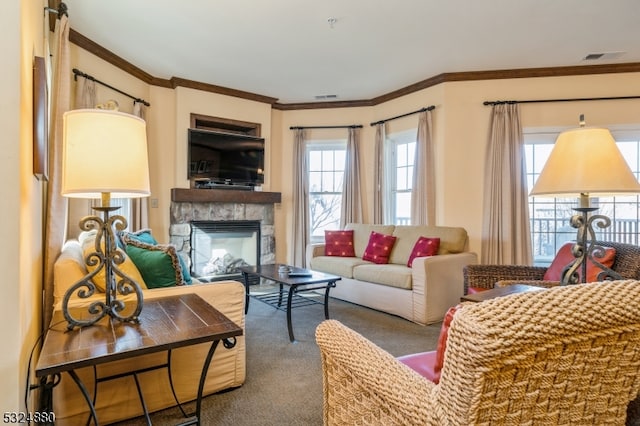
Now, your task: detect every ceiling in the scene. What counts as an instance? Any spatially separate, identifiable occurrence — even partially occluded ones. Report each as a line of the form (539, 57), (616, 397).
(63, 0), (640, 104)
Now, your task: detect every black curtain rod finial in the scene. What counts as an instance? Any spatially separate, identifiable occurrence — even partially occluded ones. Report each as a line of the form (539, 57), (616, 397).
(44, 3), (67, 18)
(58, 2), (68, 17)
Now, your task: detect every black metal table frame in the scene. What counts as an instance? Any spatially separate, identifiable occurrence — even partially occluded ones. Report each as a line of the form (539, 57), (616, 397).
(36, 295), (242, 426)
(58, 337), (237, 426)
(241, 270), (339, 342)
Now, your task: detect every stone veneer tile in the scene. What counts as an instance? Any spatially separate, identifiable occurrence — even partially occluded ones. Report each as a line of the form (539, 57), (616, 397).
(170, 201), (276, 268)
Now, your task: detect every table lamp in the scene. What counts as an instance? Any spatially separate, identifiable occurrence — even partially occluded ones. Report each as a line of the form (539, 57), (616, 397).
(61, 109), (150, 329)
(530, 115), (640, 285)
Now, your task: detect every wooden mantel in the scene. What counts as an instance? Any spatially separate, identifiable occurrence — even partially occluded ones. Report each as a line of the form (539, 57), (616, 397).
(171, 188), (281, 204)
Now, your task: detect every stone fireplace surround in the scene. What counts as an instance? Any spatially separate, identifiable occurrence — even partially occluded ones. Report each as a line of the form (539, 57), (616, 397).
(169, 188), (282, 277)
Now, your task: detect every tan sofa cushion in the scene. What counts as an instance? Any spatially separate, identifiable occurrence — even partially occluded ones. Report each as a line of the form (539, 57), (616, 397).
(310, 256), (370, 279)
(389, 225), (468, 265)
(53, 240), (87, 306)
(352, 264), (413, 290)
(345, 223), (395, 258)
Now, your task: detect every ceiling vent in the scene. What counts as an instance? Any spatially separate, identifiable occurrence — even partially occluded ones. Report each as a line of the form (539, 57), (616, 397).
(314, 94), (338, 100)
(583, 51), (625, 61)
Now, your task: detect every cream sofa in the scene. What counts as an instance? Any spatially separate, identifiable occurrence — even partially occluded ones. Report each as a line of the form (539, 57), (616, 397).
(307, 223), (477, 325)
(49, 238), (246, 425)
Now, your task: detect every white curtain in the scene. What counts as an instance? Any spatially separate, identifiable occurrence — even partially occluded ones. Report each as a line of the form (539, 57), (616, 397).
(411, 110), (435, 225)
(43, 13), (71, 327)
(340, 127), (363, 228)
(481, 103), (532, 265)
(66, 76), (97, 239)
(131, 101), (149, 230)
(75, 75), (96, 108)
(373, 123), (386, 224)
(292, 129), (309, 266)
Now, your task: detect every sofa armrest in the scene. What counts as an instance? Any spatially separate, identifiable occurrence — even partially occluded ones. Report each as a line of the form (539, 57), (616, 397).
(305, 243), (326, 266)
(411, 252), (478, 324)
(463, 264), (547, 293)
(315, 320), (436, 425)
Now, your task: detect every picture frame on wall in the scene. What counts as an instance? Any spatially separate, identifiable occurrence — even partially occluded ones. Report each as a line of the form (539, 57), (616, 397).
(33, 56), (48, 181)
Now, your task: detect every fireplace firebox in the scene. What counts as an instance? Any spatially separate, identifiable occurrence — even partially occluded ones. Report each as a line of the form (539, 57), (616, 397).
(190, 220), (260, 285)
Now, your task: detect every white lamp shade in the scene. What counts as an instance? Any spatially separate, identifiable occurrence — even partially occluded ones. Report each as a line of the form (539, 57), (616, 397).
(62, 109), (151, 199)
(530, 127), (640, 197)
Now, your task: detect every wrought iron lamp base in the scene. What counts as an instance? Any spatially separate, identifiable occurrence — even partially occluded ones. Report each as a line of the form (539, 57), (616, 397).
(61, 206), (144, 330)
(561, 206), (622, 285)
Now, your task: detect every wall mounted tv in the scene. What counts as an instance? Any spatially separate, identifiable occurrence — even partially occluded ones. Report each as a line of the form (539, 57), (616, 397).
(188, 128), (265, 187)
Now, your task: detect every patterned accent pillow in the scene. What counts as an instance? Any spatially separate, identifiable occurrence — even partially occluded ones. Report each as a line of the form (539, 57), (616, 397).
(324, 230), (356, 257)
(543, 242), (616, 282)
(362, 231), (397, 264)
(125, 239), (186, 288)
(434, 304), (462, 378)
(407, 237), (440, 267)
(119, 228), (157, 246)
(121, 229), (192, 285)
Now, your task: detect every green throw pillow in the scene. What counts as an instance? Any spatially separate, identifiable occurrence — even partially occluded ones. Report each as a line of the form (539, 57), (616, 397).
(125, 240), (186, 288)
(121, 229), (192, 284)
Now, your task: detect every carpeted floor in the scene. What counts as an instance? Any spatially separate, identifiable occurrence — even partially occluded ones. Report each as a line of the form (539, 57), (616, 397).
(115, 285), (442, 425)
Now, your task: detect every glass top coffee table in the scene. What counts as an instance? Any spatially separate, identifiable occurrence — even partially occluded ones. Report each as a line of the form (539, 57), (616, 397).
(238, 264), (340, 342)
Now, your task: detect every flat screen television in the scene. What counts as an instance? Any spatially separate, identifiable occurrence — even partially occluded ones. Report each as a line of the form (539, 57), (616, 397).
(188, 128), (265, 187)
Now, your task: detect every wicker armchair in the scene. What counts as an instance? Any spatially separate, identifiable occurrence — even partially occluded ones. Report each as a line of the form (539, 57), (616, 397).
(316, 280), (640, 425)
(463, 241), (640, 294)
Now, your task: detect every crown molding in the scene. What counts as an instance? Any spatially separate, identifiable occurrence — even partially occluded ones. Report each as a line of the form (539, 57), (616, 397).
(68, 28), (640, 111)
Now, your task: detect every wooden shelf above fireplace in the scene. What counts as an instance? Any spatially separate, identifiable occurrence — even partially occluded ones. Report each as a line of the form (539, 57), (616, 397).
(171, 188), (281, 204)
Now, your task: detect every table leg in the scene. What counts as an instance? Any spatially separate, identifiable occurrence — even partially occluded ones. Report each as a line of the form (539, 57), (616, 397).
(132, 373), (152, 426)
(287, 285), (296, 342)
(242, 272), (250, 314)
(278, 282), (284, 307)
(67, 370), (99, 426)
(324, 280), (337, 319)
(167, 350), (189, 418)
(176, 340), (220, 426)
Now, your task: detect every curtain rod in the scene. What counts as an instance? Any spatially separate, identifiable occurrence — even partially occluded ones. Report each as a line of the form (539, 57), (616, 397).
(289, 124), (363, 130)
(72, 68), (151, 107)
(483, 95), (640, 106)
(370, 105), (435, 126)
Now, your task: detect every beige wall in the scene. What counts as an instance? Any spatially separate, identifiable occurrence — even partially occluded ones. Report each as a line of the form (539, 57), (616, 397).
(438, 73), (640, 254)
(69, 46), (640, 263)
(2, 0), (46, 412)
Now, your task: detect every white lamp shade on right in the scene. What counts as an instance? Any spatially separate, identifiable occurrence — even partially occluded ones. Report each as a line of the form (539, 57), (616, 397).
(61, 109), (151, 199)
(530, 127), (640, 198)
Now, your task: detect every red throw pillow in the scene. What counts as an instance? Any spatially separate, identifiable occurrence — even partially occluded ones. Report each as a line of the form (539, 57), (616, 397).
(407, 237), (440, 267)
(434, 304), (461, 377)
(543, 242), (616, 282)
(362, 231), (397, 264)
(324, 230), (355, 257)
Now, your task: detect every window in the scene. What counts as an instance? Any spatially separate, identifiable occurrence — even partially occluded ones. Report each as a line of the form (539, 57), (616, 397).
(526, 126), (640, 265)
(385, 130), (416, 225)
(308, 141), (345, 241)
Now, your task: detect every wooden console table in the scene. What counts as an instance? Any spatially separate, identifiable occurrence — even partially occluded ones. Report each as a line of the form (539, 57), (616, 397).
(36, 294), (242, 425)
